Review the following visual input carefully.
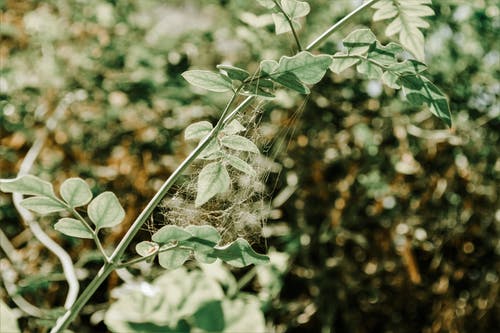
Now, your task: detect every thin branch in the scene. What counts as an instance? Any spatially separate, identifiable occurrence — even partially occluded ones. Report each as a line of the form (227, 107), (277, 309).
(305, 0), (381, 51)
(273, 0), (303, 51)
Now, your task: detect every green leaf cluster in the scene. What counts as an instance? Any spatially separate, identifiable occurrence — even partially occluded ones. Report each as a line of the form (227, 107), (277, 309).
(0, 175), (125, 239)
(136, 225), (269, 269)
(184, 119), (259, 206)
(104, 267), (265, 333)
(371, 0), (435, 61)
(330, 29), (451, 127)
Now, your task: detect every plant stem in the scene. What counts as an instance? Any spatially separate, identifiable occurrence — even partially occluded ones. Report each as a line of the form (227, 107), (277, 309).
(305, 0), (381, 51)
(70, 208), (109, 261)
(51, 92), (241, 333)
(51, 1), (379, 330)
(273, 0), (303, 51)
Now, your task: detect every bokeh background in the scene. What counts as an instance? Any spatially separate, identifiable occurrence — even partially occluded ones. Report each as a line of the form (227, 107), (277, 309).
(1, 0), (499, 332)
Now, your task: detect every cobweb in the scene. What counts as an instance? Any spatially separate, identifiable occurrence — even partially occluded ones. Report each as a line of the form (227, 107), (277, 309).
(147, 96), (307, 244)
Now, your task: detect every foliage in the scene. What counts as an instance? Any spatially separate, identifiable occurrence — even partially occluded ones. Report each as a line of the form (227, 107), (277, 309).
(0, 0), (498, 332)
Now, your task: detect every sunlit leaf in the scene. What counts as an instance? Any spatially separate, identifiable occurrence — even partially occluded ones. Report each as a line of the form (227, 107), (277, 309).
(60, 177), (92, 207)
(195, 162), (230, 207)
(185, 121), (213, 141)
(20, 196), (66, 214)
(329, 55), (359, 74)
(213, 238), (269, 267)
(158, 248), (191, 269)
(136, 241), (159, 257)
(274, 51), (332, 84)
(54, 218), (93, 239)
(225, 154), (256, 176)
(182, 70), (233, 92)
(221, 119), (246, 135)
(152, 225), (192, 244)
(220, 135), (260, 153)
(0, 175), (55, 198)
(88, 191), (125, 229)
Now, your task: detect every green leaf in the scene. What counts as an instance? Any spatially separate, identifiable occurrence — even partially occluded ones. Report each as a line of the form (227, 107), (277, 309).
(260, 60), (279, 74)
(272, 72), (310, 94)
(256, 0), (275, 8)
(274, 51), (332, 84)
(220, 135), (260, 153)
(382, 71), (401, 89)
(158, 248), (191, 269)
(225, 154), (256, 176)
(199, 138), (221, 159)
(221, 119), (246, 135)
(400, 74), (451, 127)
(213, 238), (269, 267)
(272, 12), (298, 34)
(329, 55), (359, 74)
(387, 59), (427, 74)
(182, 225), (221, 263)
(152, 225), (192, 244)
(20, 196), (66, 214)
(182, 70), (233, 92)
(54, 217), (93, 239)
(195, 162), (230, 207)
(371, 0), (435, 61)
(193, 301), (224, 332)
(356, 60), (384, 80)
(87, 191), (125, 229)
(281, 0), (310, 19)
(184, 121), (213, 141)
(0, 175), (55, 198)
(342, 29), (377, 56)
(135, 241), (159, 257)
(60, 177), (92, 207)
(216, 65), (250, 81)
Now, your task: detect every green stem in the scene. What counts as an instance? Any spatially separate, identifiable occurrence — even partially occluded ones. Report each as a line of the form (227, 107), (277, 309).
(273, 0), (303, 51)
(70, 208), (109, 261)
(50, 1), (378, 330)
(305, 0), (381, 51)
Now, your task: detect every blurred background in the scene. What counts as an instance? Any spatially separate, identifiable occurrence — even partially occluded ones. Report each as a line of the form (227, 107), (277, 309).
(1, 0), (499, 332)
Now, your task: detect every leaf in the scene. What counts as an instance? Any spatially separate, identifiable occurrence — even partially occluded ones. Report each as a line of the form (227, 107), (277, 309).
(356, 60), (384, 80)
(256, 0), (275, 8)
(136, 241), (159, 257)
(0, 175), (55, 198)
(20, 196), (66, 214)
(274, 51), (332, 84)
(195, 162), (230, 207)
(193, 301), (225, 332)
(87, 191), (125, 229)
(182, 225), (221, 263)
(281, 0), (310, 20)
(152, 225), (192, 244)
(158, 248), (191, 269)
(272, 12), (299, 34)
(216, 65), (250, 81)
(400, 74), (451, 127)
(185, 121), (213, 141)
(213, 238), (269, 267)
(220, 135), (260, 153)
(371, 0), (435, 61)
(182, 70), (233, 92)
(225, 154), (256, 176)
(272, 72), (310, 94)
(342, 28), (377, 56)
(199, 138), (221, 159)
(329, 55), (359, 74)
(54, 218), (93, 239)
(60, 177), (92, 207)
(221, 119), (246, 135)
